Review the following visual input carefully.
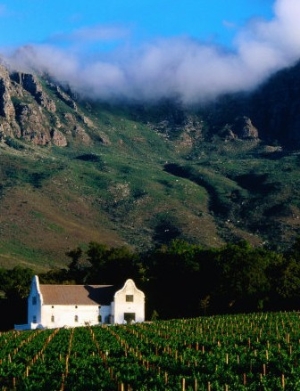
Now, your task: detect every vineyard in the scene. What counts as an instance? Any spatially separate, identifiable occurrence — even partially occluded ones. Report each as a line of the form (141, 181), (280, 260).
(1, 312), (300, 390)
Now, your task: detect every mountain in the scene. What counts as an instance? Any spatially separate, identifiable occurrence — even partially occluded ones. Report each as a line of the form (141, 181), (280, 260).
(1, 61), (300, 270)
(202, 60), (300, 148)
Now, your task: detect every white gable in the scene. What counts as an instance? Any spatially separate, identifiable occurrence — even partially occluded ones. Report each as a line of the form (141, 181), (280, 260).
(112, 279), (145, 324)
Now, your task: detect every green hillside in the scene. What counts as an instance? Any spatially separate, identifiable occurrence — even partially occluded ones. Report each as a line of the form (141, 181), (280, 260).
(1, 68), (300, 270)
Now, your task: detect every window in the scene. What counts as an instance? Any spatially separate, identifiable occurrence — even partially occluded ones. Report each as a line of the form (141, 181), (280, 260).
(33, 316), (37, 323)
(51, 315), (55, 322)
(32, 296), (37, 305)
(126, 295), (134, 302)
(75, 315), (78, 322)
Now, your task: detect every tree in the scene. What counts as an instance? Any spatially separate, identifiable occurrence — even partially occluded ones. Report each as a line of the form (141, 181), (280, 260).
(104, 246), (139, 284)
(86, 242), (109, 269)
(0, 266), (34, 300)
(85, 242), (141, 285)
(269, 250), (300, 309)
(66, 246), (84, 283)
(66, 246), (83, 271)
(216, 241), (272, 312)
(0, 266), (34, 329)
(145, 239), (205, 318)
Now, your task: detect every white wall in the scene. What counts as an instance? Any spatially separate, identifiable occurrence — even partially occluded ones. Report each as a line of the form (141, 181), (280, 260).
(23, 303), (111, 330)
(113, 279), (145, 324)
(28, 275), (42, 326)
(40, 304), (102, 328)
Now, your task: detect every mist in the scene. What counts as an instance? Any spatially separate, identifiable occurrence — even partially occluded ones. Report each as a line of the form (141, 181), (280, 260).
(4, 0), (300, 105)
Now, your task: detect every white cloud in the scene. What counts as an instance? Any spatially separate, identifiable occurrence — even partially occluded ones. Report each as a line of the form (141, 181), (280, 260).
(5, 0), (300, 104)
(48, 25), (130, 45)
(222, 20), (237, 30)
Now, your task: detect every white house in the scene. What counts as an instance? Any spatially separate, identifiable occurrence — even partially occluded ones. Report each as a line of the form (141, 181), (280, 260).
(15, 276), (145, 330)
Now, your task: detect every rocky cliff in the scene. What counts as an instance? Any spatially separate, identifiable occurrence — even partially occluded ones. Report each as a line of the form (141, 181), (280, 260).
(2, 59), (300, 149)
(0, 63), (95, 147)
(200, 60), (300, 148)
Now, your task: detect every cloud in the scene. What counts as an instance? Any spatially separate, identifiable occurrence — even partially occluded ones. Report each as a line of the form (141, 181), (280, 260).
(48, 25), (130, 45)
(4, 0), (300, 104)
(222, 20), (237, 30)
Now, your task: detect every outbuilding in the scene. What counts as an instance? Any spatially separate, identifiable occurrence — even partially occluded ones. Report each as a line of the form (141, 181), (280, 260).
(15, 276), (145, 330)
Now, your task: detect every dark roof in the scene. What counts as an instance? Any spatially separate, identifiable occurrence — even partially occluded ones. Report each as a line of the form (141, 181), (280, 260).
(39, 284), (115, 305)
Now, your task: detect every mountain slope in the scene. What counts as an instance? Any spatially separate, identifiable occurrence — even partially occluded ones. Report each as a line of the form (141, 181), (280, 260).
(1, 62), (300, 269)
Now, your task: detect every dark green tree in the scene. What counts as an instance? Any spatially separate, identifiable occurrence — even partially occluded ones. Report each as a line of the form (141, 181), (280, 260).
(0, 266), (34, 330)
(66, 246), (84, 283)
(0, 266), (34, 300)
(86, 242), (109, 269)
(215, 241), (273, 312)
(104, 246), (139, 285)
(145, 239), (205, 318)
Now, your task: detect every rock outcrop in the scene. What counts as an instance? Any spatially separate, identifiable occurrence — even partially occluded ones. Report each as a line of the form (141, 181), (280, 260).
(51, 129), (68, 147)
(0, 64), (21, 138)
(233, 116), (259, 140)
(203, 60), (300, 148)
(15, 103), (50, 145)
(0, 63), (95, 147)
(55, 86), (77, 111)
(11, 72), (57, 112)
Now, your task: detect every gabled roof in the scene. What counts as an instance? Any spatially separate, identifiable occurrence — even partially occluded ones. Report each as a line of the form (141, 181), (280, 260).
(39, 284), (115, 305)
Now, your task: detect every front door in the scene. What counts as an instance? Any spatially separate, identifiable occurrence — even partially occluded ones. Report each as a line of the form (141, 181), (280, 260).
(124, 312), (136, 324)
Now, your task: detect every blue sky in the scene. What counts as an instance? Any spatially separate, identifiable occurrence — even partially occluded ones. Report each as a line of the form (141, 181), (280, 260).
(0, 0), (274, 49)
(1, 0), (300, 104)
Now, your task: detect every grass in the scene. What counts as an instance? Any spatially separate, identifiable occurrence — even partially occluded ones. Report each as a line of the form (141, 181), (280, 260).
(0, 239), (59, 271)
